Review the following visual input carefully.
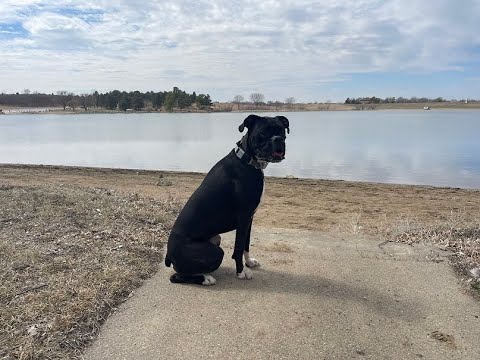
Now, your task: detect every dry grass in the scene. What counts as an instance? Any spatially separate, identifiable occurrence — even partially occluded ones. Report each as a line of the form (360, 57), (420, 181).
(0, 184), (181, 359)
(389, 212), (480, 291)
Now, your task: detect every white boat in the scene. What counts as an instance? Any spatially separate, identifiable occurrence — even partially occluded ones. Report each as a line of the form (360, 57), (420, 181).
(423, 106), (430, 110)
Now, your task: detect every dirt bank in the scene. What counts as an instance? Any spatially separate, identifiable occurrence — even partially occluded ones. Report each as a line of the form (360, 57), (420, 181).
(2, 164), (480, 233)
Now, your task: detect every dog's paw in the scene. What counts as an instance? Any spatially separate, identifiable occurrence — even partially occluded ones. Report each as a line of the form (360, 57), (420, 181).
(236, 268), (253, 280)
(245, 257), (260, 268)
(202, 275), (216, 286)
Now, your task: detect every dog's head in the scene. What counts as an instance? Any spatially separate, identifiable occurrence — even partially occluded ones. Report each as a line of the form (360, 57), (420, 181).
(238, 114), (289, 163)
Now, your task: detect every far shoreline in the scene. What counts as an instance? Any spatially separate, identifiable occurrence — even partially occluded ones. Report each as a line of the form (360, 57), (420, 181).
(1, 101), (480, 115)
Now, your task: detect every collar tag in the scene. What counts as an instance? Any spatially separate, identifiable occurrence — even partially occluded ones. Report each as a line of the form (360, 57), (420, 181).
(235, 145), (245, 159)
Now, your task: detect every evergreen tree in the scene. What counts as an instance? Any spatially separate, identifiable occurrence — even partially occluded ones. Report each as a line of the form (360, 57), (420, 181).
(164, 93), (175, 111)
(118, 93), (132, 111)
(104, 92), (118, 110)
(132, 91), (144, 110)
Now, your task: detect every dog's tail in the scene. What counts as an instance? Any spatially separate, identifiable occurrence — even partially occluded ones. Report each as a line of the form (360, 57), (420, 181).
(170, 273), (207, 285)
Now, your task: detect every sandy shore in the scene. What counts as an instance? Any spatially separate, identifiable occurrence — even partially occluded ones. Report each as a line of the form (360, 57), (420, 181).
(2, 164), (480, 233)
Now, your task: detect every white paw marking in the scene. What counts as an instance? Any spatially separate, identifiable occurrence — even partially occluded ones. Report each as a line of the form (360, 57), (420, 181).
(244, 251), (260, 268)
(202, 275), (216, 286)
(236, 268), (253, 280)
(245, 257), (260, 268)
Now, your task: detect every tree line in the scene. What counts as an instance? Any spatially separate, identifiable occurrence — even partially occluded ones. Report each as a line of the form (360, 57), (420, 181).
(0, 87), (212, 111)
(344, 96), (477, 104)
(3, 89), (476, 112)
(230, 93), (297, 110)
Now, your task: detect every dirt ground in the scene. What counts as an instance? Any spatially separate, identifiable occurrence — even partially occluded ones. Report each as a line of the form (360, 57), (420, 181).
(2, 164), (480, 234)
(1, 164), (480, 359)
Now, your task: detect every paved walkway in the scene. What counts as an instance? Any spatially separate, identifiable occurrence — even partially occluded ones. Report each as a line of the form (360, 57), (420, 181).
(85, 228), (480, 360)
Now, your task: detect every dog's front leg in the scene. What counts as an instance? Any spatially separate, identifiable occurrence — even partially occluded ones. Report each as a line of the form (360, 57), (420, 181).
(233, 216), (253, 280)
(243, 220), (260, 268)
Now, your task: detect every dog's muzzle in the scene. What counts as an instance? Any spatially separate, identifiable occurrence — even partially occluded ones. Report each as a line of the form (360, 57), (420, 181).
(266, 136), (286, 162)
(256, 136), (285, 163)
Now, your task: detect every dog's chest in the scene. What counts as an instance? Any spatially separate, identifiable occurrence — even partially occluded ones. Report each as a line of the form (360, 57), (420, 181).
(253, 178), (265, 214)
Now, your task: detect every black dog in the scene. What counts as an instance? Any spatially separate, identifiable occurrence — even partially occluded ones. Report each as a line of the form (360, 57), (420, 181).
(165, 114), (289, 285)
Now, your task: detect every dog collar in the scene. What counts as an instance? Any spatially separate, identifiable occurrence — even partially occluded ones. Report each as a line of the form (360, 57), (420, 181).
(234, 144), (268, 170)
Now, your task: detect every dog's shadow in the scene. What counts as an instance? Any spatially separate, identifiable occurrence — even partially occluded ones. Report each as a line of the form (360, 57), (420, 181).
(205, 266), (424, 321)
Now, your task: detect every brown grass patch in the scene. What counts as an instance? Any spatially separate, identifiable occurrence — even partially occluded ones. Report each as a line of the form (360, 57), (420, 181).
(389, 213), (480, 293)
(0, 184), (181, 359)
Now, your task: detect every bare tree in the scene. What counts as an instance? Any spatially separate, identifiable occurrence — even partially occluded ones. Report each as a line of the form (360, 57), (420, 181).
(233, 95), (244, 103)
(80, 93), (94, 111)
(285, 97), (295, 110)
(66, 97), (80, 111)
(23, 89), (31, 95)
(57, 90), (74, 110)
(232, 95), (244, 110)
(250, 93), (265, 107)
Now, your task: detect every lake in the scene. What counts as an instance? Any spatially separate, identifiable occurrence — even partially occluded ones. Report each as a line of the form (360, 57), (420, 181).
(1, 110), (480, 189)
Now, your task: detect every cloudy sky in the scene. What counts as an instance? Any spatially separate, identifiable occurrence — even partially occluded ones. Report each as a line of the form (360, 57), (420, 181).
(1, 0), (479, 102)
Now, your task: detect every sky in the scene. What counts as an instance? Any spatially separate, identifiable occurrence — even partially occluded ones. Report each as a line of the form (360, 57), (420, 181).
(1, 0), (479, 103)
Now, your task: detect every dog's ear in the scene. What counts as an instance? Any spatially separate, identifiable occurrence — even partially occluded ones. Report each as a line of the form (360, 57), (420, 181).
(276, 116), (290, 134)
(239, 114), (262, 132)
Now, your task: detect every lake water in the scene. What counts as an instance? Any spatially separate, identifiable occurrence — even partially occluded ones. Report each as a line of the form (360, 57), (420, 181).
(1, 110), (480, 189)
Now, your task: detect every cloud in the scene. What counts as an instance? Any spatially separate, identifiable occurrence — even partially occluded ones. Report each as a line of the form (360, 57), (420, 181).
(0, 0), (479, 100)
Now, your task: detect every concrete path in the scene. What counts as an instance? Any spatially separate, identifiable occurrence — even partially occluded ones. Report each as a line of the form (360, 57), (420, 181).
(85, 228), (480, 360)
